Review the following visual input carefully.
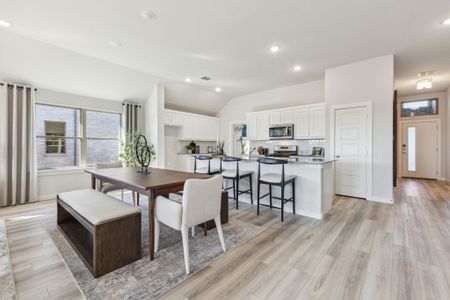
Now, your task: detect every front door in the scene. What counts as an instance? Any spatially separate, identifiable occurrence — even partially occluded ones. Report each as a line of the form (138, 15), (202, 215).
(401, 121), (438, 179)
(334, 107), (368, 198)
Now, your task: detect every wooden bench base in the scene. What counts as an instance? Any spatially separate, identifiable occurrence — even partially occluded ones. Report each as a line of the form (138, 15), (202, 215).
(57, 197), (141, 278)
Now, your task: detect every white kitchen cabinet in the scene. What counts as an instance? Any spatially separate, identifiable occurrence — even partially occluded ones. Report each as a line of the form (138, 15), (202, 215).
(270, 111), (281, 125)
(166, 109), (219, 141)
(293, 108), (310, 139)
(246, 112), (258, 140)
(309, 105), (326, 138)
(280, 110), (293, 124)
(257, 111), (270, 140)
(181, 116), (194, 140)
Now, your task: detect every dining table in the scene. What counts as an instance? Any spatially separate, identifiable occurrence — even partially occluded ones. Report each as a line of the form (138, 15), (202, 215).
(85, 167), (212, 260)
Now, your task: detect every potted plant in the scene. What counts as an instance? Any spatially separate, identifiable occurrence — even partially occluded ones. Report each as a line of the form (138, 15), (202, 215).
(185, 141), (196, 154)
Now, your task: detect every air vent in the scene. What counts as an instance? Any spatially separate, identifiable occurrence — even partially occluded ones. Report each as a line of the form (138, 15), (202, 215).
(201, 76), (211, 81)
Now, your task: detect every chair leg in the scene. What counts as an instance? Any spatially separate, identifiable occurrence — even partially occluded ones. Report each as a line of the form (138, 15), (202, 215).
(181, 225), (190, 274)
(236, 178), (239, 210)
(249, 175), (253, 204)
(121, 189), (124, 201)
(203, 223), (208, 236)
(154, 218), (160, 253)
(281, 184), (285, 222)
(269, 185), (272, 209)
(214, 216), (226, 252)
(132, 191), (136, 206)
(257, 181), (260, 215)
(292, 180), (296, 215)
(137, 193), (140, 206)
(192, 226), (195, 237)
(232, 179), (236, 201)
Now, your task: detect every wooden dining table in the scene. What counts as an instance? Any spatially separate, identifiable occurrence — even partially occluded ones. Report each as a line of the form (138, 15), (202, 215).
(85, 167), (212, 260)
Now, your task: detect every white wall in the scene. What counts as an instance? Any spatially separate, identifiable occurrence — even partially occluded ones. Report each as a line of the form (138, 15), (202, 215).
(145, 84), (165, 168)
(396, 91), (447, 180)
(216, 80), (325, 151)
(447, 87), (450, 181)
(325, 55), (394, 203)
(36, 89), (142, 199)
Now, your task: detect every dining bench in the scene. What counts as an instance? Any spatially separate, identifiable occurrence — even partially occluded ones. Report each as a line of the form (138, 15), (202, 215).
(57, 189), (142, 278)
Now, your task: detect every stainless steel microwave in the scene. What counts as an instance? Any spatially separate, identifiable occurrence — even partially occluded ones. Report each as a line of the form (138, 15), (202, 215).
(269, 124), (294, 140)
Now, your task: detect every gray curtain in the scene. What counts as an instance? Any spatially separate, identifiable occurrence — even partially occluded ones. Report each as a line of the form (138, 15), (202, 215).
(0, 83), (38, 206)
(122, 102), (140, 134)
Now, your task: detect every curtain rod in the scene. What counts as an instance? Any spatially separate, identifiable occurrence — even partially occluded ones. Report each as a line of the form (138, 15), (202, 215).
(122, 102), (142, 108)
(0, 82), (37, 91)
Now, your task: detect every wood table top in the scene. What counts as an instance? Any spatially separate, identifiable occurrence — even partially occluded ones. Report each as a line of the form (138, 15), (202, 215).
(85, 167), (211, 190)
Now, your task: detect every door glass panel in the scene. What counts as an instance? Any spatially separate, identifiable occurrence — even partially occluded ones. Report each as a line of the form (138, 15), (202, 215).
(407, 127), (416, 171)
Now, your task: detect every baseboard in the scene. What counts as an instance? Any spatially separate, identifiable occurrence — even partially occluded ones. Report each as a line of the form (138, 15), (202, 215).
(368, 196), (393, 204)
(295, 209), (323, 220)
(38, 194), (57, 201)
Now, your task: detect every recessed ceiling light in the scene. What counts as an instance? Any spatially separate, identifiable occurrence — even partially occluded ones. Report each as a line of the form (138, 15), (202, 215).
(215, 87), (221, 92)
(109, 41), (122, 48)
(185, 77), (192, 83)
(293, 65), (302, 72)
(270, 45), (280, 53)
(0, 19), (11, 27)
(141, 10), (157, 20)
(443, 18), (450, 25)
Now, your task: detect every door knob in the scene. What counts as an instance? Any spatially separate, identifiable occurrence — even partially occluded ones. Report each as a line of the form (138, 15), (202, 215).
(336, 155), (340, 158)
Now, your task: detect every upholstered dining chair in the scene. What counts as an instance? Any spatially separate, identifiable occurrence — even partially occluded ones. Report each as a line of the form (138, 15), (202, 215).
(154, 175), (226, 274)
(94, 161), (137, 205)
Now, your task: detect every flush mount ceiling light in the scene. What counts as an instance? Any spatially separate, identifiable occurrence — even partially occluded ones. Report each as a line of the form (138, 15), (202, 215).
(270, 45), (280, 53)
(185, 77), (192, 83)
(0, 19), (11, 27)
(109, 41), (122, 48)
(293, 65), (302, 72)
(215, 87), (222, 92)
(416, 72), (433, 90)
(141, 10), (157, 20)
(442, 18), (450, 25)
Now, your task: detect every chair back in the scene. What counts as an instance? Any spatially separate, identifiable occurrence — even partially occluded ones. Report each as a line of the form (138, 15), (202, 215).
(220, 156), (241, 176)
(95, 161), (123, 169)
(182, 175), (223, 227)
(194, 155), (213, 173)
(257, 158), (287, 184)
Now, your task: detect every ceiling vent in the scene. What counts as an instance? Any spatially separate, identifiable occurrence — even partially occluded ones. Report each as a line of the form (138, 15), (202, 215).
(201, 76), (211, 81)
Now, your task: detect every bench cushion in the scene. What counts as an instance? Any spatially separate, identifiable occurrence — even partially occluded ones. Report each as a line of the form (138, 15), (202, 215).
(58, 189), (140, 225)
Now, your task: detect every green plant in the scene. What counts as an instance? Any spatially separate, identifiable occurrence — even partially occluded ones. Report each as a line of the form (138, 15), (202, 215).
(119, 131), (156, 167)
(185, 141), (196, 153)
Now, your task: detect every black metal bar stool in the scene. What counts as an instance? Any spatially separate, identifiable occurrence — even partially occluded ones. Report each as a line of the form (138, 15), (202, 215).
(193, 155), (221, 175)
(257, 158), (296, 221)
(220, 157), (253, 209)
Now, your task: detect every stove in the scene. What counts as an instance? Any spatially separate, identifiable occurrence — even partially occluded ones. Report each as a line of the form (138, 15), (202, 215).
(267, 145), (298, 158)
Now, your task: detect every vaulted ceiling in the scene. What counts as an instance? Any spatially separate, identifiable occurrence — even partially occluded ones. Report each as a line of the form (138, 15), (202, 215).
(0, 0), (449, 110)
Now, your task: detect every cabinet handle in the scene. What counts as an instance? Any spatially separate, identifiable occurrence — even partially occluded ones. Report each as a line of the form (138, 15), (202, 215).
(336, 155), (340, 158)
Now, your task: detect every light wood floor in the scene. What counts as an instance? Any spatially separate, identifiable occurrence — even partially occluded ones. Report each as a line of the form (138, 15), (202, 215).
(2, 178), (450, 299)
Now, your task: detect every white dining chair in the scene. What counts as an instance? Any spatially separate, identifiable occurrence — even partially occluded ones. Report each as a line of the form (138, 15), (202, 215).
(154, 175), (226, 274)
(94, 161), (137, 205)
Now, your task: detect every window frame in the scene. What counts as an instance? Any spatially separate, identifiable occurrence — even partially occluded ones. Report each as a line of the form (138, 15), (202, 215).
(35, 103), (122, 169)
(400, 98), (439, 118)
(44, 120), (67, 155)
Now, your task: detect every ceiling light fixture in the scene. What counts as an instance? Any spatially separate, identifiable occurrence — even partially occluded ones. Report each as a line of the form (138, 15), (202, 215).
(416, 72), (433, 90)
(185, 77), (192, 83)
(0, 19), (11, 27)
(109, 41), (122, 48)
(215, 87), (222, 92)
(141, 10), (157, 20)
(442, 18), (450, 25)
(293, 65), (302, 72)
(270, 45), (280, 53)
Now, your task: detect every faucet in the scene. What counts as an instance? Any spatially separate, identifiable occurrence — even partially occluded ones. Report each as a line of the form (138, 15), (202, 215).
(249, 147), (257, 159)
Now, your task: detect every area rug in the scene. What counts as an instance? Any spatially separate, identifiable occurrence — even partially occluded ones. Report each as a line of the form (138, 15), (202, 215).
(0, 220), (16, 300)
(40, 195), (264, 299)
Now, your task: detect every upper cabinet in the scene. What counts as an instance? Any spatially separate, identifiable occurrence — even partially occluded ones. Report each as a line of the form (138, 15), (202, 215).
(163, 110), (219, 141)
(246, 103), (325, 140)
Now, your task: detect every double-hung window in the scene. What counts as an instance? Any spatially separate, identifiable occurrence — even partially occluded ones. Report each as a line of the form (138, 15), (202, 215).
(36, 104), (121, 170)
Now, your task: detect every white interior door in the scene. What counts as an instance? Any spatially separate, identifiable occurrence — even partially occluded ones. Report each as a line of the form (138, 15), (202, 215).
(401, 121), (438, 179)
(334, 107), (367, 198)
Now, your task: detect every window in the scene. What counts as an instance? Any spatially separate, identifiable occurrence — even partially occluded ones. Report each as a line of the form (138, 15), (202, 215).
(401, 98), (438, 117)
(36, 104), (121, 170)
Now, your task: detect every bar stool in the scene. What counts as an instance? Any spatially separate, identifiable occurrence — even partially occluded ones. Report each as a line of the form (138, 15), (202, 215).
(257, 158), (296, 221)
(194, 155), (221, 175)
(220, 157), (253, 210)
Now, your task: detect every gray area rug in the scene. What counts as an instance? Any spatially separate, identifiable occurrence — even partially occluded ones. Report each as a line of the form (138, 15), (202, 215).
(40, 195), (264, 299)
(0, 220), (16, 300)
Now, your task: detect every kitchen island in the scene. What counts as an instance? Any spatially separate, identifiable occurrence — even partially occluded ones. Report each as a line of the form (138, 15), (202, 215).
(193, 154), (335, 220)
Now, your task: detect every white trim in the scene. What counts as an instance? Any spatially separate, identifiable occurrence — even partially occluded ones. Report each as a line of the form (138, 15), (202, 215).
(329, 101), (373, 201)
(37, 166), (92, 177)
(295, 209), (324, 220)
(38, 194), (57, 201)
(228, 120), (247, 155)
(368, 196), (393, 204)
(399, 119), (441, 179)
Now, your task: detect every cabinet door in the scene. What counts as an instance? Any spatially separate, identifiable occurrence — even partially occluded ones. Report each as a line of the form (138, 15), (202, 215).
(257, 111), (270, 140)
(309, 105), (326, 138)
(163, 112), (172, 125)
(246, 113), (258, 140)
(181, 117), (193, 140)
(280, 110), (293, 124)
(269, 111), (281, 125)
(293, 108), (310, 139)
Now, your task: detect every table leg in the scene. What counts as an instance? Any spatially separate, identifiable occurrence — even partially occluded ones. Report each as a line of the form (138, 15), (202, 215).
(149, 191), (156, 260)
(91, 175), (96, 189)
